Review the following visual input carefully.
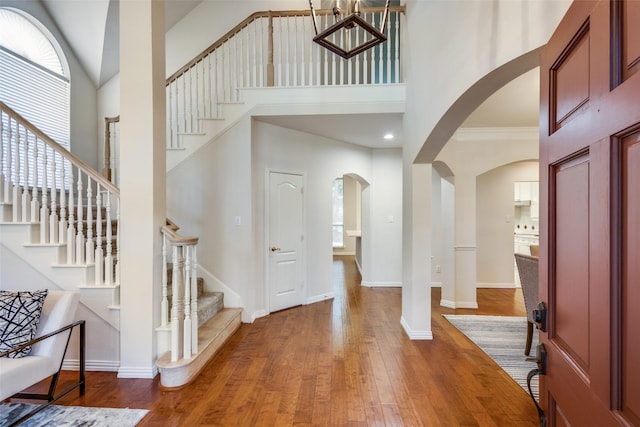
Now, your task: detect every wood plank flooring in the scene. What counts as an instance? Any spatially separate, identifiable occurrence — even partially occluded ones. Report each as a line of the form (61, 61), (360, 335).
(27, 255), (537, 426)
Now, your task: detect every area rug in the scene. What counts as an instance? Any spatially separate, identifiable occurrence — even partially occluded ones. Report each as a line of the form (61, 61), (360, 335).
(443, 314), (539, 399)
(0, 403), (148, 427)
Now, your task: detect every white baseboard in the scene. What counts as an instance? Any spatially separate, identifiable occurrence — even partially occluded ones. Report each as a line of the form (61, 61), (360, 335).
(440, 299), (456, 309)
(361, 281), (402, 288)
(431, 282), (442, 288)
(400, 316), (433, 340)
(306, 292), (334, 304)
(117, 366), (158, 379)
(62, 359), (120, 372)
(439, 299), (479, 309)
(250, 309), (268, 323)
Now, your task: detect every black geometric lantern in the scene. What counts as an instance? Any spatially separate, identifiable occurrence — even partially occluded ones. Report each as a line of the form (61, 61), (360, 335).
(308, 0), (391, 59)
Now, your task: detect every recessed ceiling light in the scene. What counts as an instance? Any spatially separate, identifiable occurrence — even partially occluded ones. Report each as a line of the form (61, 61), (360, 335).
(384, 133), (394, 140)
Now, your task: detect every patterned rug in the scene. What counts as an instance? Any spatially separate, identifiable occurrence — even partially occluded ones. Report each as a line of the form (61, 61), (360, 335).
(443, 314), (539, 399)
(0, 403), (148, 426)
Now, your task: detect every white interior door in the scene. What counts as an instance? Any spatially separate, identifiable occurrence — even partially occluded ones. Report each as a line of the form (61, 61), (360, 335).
(268, 171), (305, 312)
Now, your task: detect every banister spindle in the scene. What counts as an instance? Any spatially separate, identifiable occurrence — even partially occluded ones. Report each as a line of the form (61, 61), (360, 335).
(161, 232), (169, 327)
(20, 128), (29, 222)
(191, 245), (198, 355)
(0, 114), (5, 203)
(40, 143), (49, 243)
(66, 168), (76, 264)
(170, 245), (181, 362)
(11, 121), (21, 223)
(95, 185), (103, 286)
(58, 160), (66, 244)
(85, 177), (94, 265)
(75, 172), (85, 264)
(105, 191), (113, 286)
(394, 11), (400, 84)
(183, 244), (192, 359)
(30, 136), (39, 225)
(49, 151), (58, 243)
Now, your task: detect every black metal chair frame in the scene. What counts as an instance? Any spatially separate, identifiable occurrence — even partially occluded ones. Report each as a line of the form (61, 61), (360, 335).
(0, 320), (86, 427)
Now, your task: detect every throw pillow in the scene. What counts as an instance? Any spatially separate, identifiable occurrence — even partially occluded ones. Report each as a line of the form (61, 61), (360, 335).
(0, 289), (49, 358)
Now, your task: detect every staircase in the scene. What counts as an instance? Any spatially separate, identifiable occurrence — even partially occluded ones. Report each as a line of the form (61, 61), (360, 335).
(2, 5), (406, 388)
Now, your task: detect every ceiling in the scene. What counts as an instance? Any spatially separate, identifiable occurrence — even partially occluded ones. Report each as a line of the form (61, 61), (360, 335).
(257, 67), (540, 149)
(34, 0), (540, 150)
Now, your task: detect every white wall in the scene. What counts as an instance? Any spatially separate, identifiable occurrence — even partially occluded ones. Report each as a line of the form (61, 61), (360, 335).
(365, 148), (403, 287)
(166, 116), (254, 321)
(3, 0), (99, 169)
(476, 160), (538, 287)
(165, 1), (302, 77)
(253, 120), (375, 310)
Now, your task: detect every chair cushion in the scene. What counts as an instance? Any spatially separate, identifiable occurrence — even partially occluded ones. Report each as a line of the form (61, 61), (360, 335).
(0, 290), (48, 358)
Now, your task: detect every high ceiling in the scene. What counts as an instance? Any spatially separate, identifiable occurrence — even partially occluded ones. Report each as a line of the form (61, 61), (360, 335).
(34, 0), (539, 150)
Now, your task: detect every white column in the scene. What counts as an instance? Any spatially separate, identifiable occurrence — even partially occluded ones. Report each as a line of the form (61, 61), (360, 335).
(453, 169), (478, 309)
(118, 0), (166, 379)
(400, 162), (432, 339)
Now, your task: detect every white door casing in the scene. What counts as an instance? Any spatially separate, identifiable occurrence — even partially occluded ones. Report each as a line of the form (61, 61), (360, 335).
(267, 171), (305, 312)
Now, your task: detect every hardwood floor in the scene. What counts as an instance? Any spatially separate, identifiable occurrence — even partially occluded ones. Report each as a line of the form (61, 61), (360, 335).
(34, 255), (537, 426)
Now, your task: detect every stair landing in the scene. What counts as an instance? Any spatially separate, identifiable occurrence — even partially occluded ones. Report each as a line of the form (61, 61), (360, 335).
(156, 307), (242, 389)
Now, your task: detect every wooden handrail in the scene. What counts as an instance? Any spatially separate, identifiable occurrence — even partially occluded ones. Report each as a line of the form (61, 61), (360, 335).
(0, 101), (120, 196)
(161, 224), (198, 246)
(165, 5), (405, 85)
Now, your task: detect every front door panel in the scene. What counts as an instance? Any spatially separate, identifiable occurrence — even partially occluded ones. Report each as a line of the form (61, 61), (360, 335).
(540, 1), (640, 425)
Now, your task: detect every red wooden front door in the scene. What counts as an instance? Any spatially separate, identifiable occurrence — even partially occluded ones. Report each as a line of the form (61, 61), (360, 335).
(540, 0), (640, 425)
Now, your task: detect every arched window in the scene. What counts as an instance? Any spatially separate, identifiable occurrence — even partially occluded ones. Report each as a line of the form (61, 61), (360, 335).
(0, 8), (70, 151)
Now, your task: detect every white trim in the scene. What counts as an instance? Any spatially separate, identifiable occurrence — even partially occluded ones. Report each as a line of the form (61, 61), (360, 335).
(456, 301), (479, 309)
(117, 366), (158, 379)
(477, 282), (517, 289)
(454, 245), (476, 251)
(361, 281), (402, 288)
(250, 309), (268, 323)
(440, 299), (456, 309)
(354, 257), (362, 275)
(332, 250), (355, 256)
(62, 359), (120, 372)
(306, 292), (335, 305)
(431, 281), (442, 288)
(400, 316), (433, 340)
(455, 127), (538, 142)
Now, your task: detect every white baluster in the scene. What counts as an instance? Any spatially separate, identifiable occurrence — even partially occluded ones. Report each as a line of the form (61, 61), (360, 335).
(191, 245), (198, 355)
(170, 245), (181, 362)
(95, 185), (103, 286)
(75, 173), (85, 264)
(394, 11), (400, 83)
(5, 117), (12, 205)
(300, 16), (306, 86)
(183, 244), (192, 360)
(58, 161), (66, 244)
(66, 169), (76, 264)
(40, 143), (50, 243)
(49, 151), (58, 243)
(386, 16), (391, 84)
(11, 122), (22, 223)
(105, 191), (113, 286)
(161, 232), (169, 327)
(85, 177), (94, 265)
(29, 136), (38, 224)
(0, 114), (5, 203)
(21, 128), (29, 222)
(115, 198), (120, 285)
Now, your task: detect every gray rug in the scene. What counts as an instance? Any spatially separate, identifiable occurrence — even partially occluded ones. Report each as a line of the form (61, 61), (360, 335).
(443, 314), (539, 399)
(0, 403), (148, 426)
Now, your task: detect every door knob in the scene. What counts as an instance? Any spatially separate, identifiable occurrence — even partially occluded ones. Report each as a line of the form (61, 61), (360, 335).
(271, 246), (281, 252)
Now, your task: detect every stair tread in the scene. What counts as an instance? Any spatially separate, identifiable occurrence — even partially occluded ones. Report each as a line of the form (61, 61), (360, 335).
(156, 307), (242, 369)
